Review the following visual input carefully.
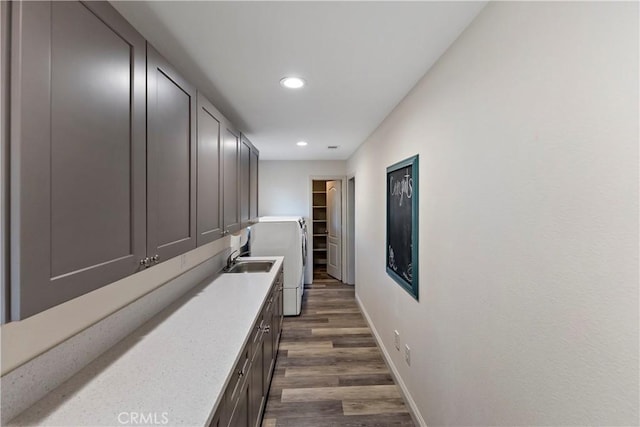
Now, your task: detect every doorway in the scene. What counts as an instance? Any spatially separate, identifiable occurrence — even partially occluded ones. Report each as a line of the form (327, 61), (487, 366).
(310, 178), (344, 281)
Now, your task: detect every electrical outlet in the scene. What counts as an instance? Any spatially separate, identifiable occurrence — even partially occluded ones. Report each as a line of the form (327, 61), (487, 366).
(404, 344), (411, 366)
(394, 330), (400, 350)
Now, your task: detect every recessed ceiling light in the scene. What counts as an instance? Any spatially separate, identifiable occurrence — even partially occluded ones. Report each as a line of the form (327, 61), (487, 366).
(280, 77), (306, 89)
(296, 141), (308, 147)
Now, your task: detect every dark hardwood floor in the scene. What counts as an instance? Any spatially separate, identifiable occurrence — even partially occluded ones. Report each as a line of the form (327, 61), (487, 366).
(262, 269), (415, 427)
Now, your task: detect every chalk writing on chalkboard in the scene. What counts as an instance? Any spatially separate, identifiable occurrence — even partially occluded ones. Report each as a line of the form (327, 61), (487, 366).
(386, 155), (419, 300)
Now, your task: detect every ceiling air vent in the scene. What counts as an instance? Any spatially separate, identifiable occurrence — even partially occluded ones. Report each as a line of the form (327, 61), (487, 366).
(327, 145), (339, 150)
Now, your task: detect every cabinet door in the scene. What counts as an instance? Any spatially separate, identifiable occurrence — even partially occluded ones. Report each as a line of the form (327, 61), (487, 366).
(239, 137), (251, 226)
(249, 147), (259, 222)
(9, 1), (146, 319)
(196, 93), (223, 245)
(222, 124), (240, 233)
(146, 44), (197, 261)
(272, 283), (283, 351)
(275, 271), (284, 342)
(262, 304), (275, 396)
(228, 377), (250, 427)
(249, 340), (264, 427)
(208, 401), (225, 427)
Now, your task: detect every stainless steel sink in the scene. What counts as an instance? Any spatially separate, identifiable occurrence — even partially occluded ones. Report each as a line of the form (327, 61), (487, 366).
(223, 260), (274, 273)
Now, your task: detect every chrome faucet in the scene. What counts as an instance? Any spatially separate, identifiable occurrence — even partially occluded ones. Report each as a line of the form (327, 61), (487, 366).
(226, 249), (250, 270)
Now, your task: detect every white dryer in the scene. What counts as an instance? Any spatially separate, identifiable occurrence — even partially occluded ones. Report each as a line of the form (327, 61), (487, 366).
(250, 216), (307, 315)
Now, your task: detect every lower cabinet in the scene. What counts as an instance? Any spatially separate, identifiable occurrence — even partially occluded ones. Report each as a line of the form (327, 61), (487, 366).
(211, 268), (284, 427)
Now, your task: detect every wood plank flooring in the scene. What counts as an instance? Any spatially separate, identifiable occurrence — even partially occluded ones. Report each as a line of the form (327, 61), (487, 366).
(262, 271), (415, 426)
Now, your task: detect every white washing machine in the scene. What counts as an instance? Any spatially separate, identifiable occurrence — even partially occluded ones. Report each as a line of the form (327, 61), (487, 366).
(250, 216), (307, 316)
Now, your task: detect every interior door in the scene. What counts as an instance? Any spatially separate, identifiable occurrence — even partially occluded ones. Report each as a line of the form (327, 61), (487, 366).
(326, 180), (342, 280)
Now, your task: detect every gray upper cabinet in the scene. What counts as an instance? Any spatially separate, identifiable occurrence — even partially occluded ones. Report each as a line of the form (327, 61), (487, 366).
(146, 44), (197, 262)
(196, 93), (224, 246)
(239, 136), (251, 226)
(9, 1), (146, 320)
(223, 124), (241, 233)
(241, 134), (259, 225)
(7, 1), (260, 320)
(249, 146), (259, 222)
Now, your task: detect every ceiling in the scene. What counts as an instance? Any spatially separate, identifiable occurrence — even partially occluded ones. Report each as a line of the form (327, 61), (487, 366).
(112, 1), (486, 160)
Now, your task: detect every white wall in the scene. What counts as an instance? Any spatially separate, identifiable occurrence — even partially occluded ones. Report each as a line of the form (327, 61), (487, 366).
(259, 160), (346, 283)
(348, 2), (638, 426)
(259, 160), (346, 217)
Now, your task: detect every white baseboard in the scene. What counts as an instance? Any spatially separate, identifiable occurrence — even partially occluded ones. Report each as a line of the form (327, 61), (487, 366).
(356, 294), (428, 427)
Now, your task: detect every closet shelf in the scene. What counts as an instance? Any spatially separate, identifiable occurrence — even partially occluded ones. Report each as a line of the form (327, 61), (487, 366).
(312, 180), (330, 271)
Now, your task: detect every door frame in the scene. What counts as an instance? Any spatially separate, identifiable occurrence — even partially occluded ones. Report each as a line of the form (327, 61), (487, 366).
(308, 175), (347, 283)
(345, 174), (356, 285)
(0, 0), (9, 322)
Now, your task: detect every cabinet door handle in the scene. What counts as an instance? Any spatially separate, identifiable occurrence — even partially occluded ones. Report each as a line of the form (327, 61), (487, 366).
(151, 254), (159, 264)
(139, 257), (150, 267)
(263, 325), (271, 334)
(237, 369), (244, 378)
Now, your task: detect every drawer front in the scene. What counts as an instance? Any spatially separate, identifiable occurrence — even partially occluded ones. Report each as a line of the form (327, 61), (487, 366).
(227, 344), (250, 405)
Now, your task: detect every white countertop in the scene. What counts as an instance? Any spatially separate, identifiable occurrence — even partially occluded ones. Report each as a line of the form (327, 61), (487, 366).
(9, 256), (284, 427)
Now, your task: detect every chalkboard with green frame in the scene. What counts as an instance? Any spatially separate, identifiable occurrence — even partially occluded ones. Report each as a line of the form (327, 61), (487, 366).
(386, 155), (419, 300)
